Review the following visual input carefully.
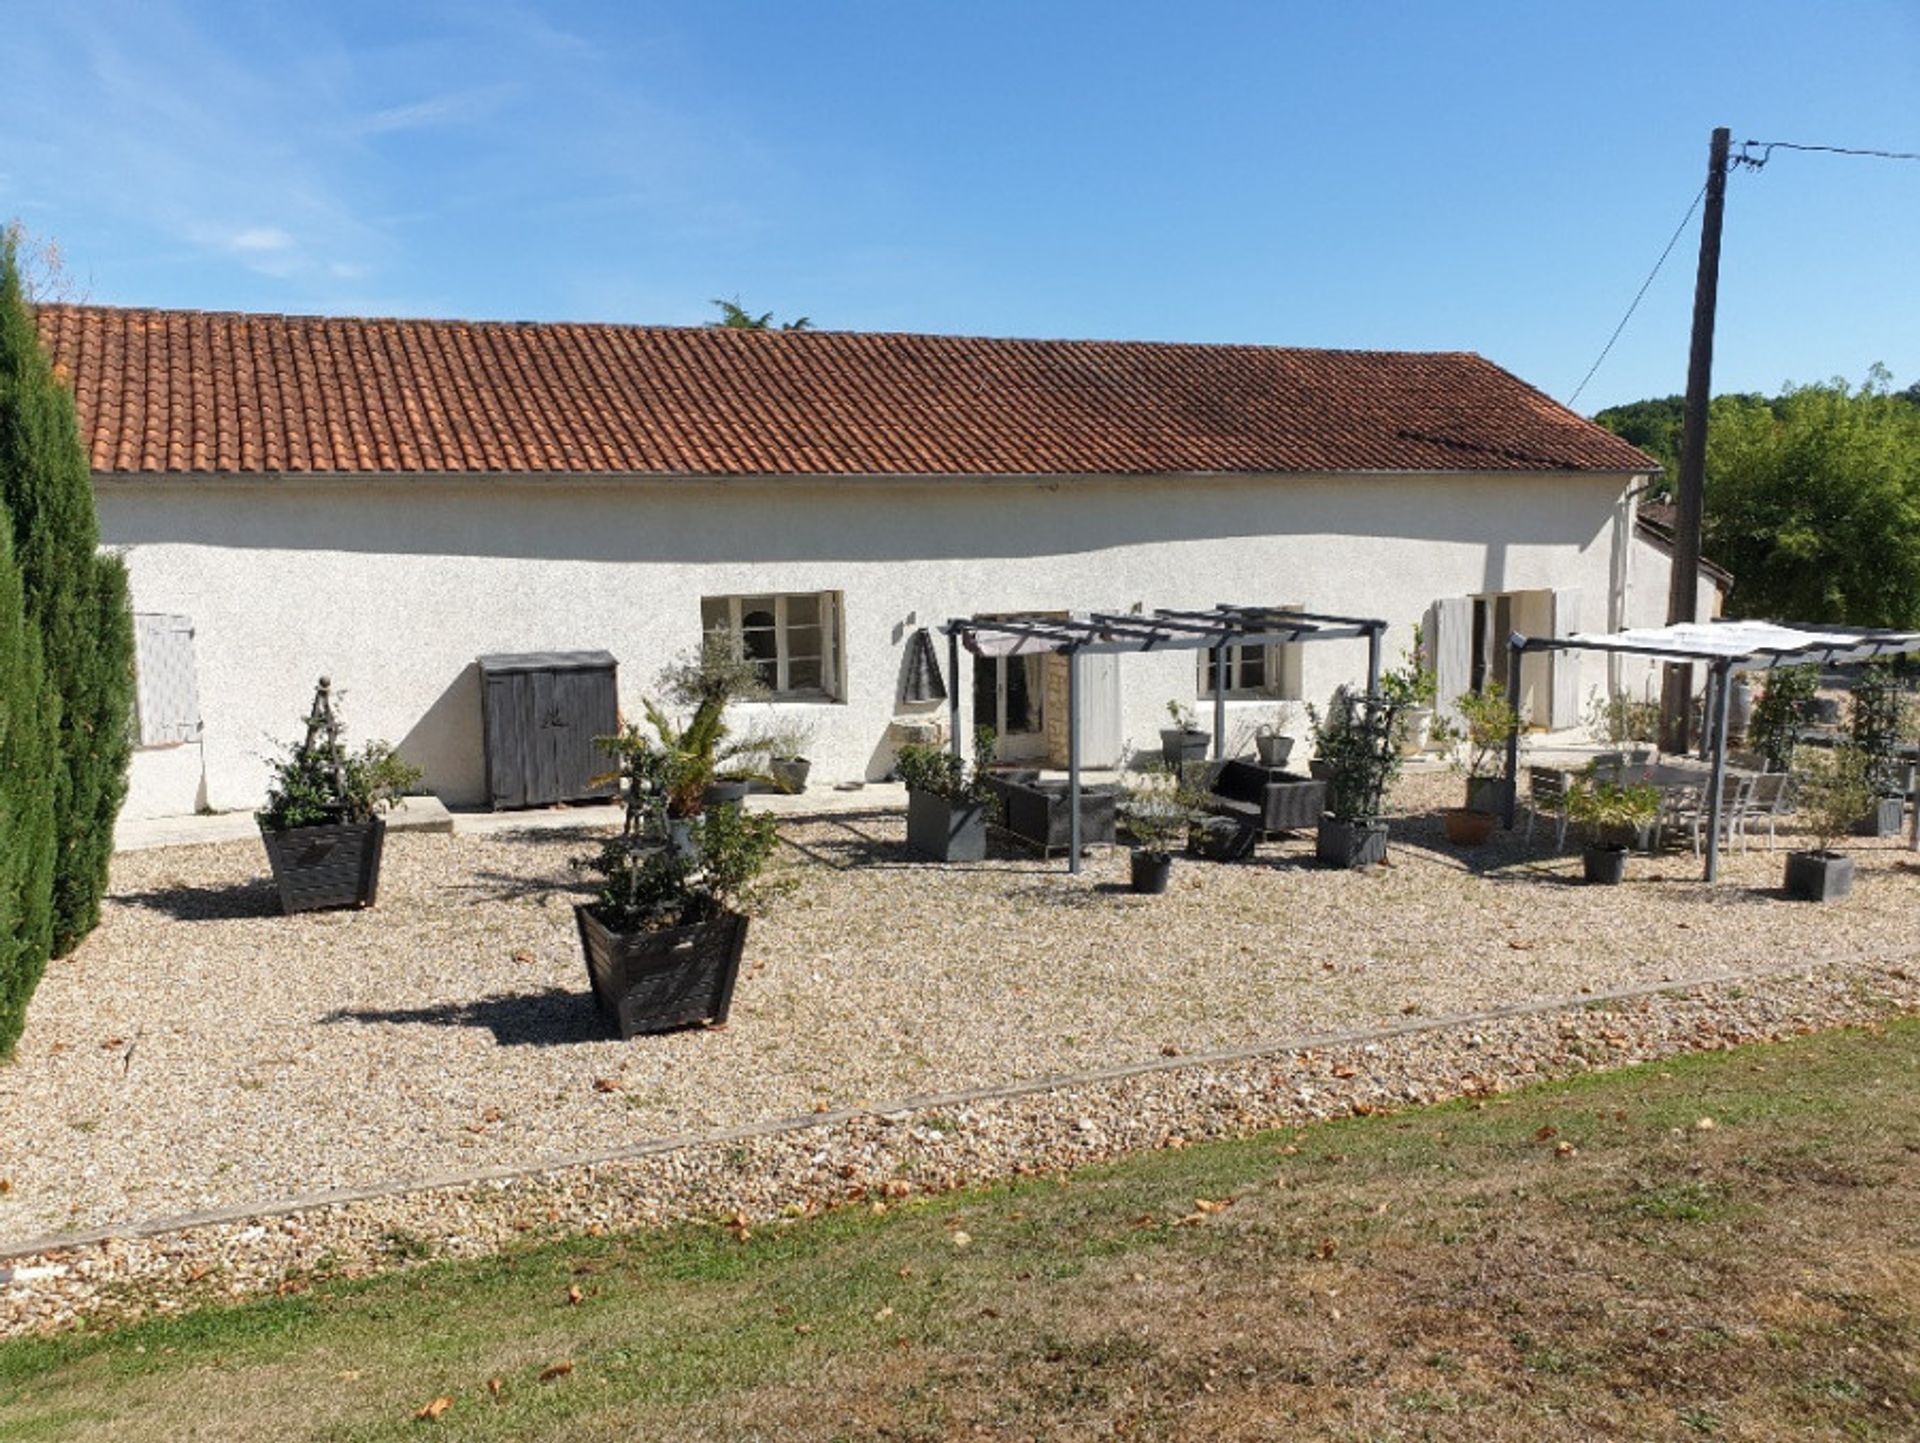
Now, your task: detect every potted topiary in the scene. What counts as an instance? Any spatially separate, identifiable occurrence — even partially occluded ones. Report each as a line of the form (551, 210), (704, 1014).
(1160, 699), (1210, 768)
(573, 797), (786, 1038)
(897, 725), (999, 862)
(1437, 682), (1519, 844)
(1309, 687), (1403, 868)
(257, 678), (422, 914)
(1848, 663), (1909, 837)
(1564, 773), (1660, 884)
(1119, 758), (1193, 894)
(1379, 624), (1439, 757)
(1786, 745), (1874, 902)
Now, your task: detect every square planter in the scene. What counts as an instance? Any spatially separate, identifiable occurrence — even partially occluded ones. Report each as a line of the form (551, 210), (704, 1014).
(1854, 795), (1905, 838)
(576, 906), (748, 1038)
(259, 817), (385, 914)
(1160, 728), (1210, 769)
(906, 789), (988, 862)
(1784, 850), (1853, 902)
(1316, 814), (1388, 869)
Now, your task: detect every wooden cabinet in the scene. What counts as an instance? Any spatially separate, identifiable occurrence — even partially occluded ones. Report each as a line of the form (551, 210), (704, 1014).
(477, 651), (620, 810)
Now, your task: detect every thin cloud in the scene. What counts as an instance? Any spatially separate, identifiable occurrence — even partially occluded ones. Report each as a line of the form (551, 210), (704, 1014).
(352, 82), (522, 137)
(229, 227), (295, 254)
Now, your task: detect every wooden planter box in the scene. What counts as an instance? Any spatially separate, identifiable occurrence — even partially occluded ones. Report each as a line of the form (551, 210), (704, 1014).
(259, 817), (385, 914)
(1316, 814), (1388, 869)
(906, 790), (988, 862)
(576, 906), (748, 1038)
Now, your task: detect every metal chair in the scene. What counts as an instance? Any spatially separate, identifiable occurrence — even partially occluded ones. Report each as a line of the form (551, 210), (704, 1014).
(1524, 766), (1574, 849)
(1742, 772), (1795, 851)
(1681, 774), (1755, 856)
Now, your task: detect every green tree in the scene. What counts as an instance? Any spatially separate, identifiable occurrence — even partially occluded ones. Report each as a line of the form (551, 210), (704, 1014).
(707, 297), (812, 331)
(1703, 370), (1920, 627)
(0, 236), (135, 956)
(1591, 394), (1685, 485)
(0, 506), (57, 1058)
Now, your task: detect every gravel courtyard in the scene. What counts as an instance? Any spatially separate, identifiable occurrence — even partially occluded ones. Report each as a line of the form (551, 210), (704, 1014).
(3, 771), (1918, 1245)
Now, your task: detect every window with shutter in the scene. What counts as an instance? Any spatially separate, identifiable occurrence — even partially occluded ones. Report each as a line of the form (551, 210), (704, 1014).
(133, 613), (203, 748)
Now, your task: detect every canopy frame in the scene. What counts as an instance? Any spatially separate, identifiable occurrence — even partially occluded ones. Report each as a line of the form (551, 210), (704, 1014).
(941, 604), (1389, 873)
(1501, 620), (1920, 881)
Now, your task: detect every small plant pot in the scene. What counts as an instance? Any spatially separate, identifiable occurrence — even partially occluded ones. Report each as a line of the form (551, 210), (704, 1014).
(906, 789), (988, 862)
(1129, 850), (1173, 894)
(259, 817), (385, 914)
(702, 779), (751, 809)
(1316, 814), (1388, 869)
(1254, 733), (1296, 768)
(1308, 758), (1334, 781)
(1784, 850), (1853, 902)
(576, 906), (748, 1038)
(1395, 706), (1434, 758)
(1443, 807), (1497, 847)
(1582, 842), (1629, 885)
(1853, 795), (1905, 838)
(1161, 727), (1211, 769)
(768, 757), (811, 795)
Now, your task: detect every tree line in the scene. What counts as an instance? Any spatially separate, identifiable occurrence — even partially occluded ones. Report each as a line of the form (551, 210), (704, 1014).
(1595, 368), (1920, 629)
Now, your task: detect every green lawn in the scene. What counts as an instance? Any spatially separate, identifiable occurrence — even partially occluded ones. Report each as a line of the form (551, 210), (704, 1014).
(4, 1021), (1918, 1441)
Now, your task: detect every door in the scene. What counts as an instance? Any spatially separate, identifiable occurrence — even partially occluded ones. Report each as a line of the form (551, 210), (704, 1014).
(972, 651), (1048, 760)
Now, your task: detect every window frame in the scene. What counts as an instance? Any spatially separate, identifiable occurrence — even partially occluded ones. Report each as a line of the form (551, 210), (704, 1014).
(700, 590), (843, 701)
(1196, 641), (1302, 702)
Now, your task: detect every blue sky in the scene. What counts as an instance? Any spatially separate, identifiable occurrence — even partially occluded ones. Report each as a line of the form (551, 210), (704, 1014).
(5, 1), (1917, 413)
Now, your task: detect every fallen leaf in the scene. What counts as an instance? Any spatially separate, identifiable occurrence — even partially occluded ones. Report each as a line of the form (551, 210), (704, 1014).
(1695, 1117), (1716, 1131)
(1160, 1043), (1181, 1057)
(896, 1266), (914, 1279)
(1507, 940), (1534, 951)
(1331, 1065), (1357, 1080)
(874, 1305), (894, 1321)
(566, 1285), (583, 1306)
(415, 1396), (454, 1421)
(1192, 1197), (1231, 1214)
(510, 948), (535, 964)
(1555, 1140), (1578, 1158)
(482, 1107), (503, 1123)
(1534, 1125), (1559, 1142)
(538, 1360), (574, 1382)
(592, 1077), (621, 1093)
(1318, 1238), (1339, 1259)
(101, 1037), (124, 1049)
(0, 1178), (11, 1195)
(880, 1179), (911, 1198)
(793, 1323), (813, 1335)
(486, 1378), (503, 1397)
(950, 1230), (972, 1249)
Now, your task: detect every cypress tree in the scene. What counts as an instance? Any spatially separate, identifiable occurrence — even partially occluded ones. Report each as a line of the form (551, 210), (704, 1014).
(0, 509), (57, 1058)
(0, 238), (134, 956)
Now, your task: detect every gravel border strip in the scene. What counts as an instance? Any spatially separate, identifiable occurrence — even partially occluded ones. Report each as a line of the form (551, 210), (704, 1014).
(0, 954), (1868, 1261)
(3, 957), (1914, 1339)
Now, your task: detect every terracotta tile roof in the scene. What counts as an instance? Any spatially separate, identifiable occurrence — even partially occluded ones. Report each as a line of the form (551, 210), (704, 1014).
(1636, 499), (1733, 587)
(35, 304), (1657, 480)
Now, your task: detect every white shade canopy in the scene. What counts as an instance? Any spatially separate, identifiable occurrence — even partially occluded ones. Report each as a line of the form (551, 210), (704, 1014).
(1538, 619), (1920, 669)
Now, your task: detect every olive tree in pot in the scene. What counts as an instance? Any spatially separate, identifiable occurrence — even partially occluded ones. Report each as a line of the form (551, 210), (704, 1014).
(1309, 687), (1403, 868)
(1433, 682), (1519, 845)
(641, 632), (768, 815)
(1848, 663), (1910, 837)
(1160, 699), (1210, 768)
(897, 726), (999, 862)
(573, 798), (787, 1038)
(1378, 624), (1439, 757)
(257, 678), (422, 914)
(1565, 774), (1660, 884)
(1785, 746), (1873, 902)
(1118, 757), (1193, 894)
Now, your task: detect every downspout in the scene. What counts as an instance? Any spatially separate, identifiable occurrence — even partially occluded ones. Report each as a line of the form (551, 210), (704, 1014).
(1609, 475), (1658, 700)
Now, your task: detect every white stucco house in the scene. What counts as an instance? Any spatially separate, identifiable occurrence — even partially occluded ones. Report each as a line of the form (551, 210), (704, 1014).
(34, 305), (1716, 819)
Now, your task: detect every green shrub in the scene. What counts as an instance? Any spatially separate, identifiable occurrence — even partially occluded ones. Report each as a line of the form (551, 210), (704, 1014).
(895, 725), (998, 805)
(0, 240), (134, 956)
(0, 515), (57, 1057)
(1749, 665), (1818, 773)
(256, 679), (421, 830)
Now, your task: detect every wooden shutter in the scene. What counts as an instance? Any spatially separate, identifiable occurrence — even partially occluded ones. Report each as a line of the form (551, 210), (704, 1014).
(133, 613), (202, 747)
(1550, 588), (1583, 729)
(1426, 597), (1473, 722)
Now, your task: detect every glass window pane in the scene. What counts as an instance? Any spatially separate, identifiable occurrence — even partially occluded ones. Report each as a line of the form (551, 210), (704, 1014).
(785, 624), (821, 656)
(786, 594), (819, 626)
(1239, 648), (1266, 690)
(741, 628), (777, 665)
(700, 597), (729, 633)
(787, 657), (823, 691)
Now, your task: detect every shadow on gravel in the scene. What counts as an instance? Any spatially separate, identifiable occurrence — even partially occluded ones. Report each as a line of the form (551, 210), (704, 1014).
(113, 879), (282, 922)
(322, 988), (613, 1046)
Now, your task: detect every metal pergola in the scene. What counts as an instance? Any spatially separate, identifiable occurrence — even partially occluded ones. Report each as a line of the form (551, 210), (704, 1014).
(1502, 620), (1920, 881)
(941, 604), (1389, 873)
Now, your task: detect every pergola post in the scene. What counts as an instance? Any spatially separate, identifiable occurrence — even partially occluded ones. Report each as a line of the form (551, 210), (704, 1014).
(1502, 635), (1524, 829)
(1703, 658), (1733, 882)
(1366, 625), (1383, 696)
(1212, 644), (1229, 760)
(947, 628), (963, 759)
(1067, 646), (1083, 875)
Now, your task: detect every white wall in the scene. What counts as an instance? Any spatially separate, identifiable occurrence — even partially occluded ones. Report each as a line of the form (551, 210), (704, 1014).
(98, 469), (1646, 814)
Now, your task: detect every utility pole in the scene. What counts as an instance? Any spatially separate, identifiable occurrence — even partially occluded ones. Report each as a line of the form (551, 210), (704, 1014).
(1661, 125), (1732, 753)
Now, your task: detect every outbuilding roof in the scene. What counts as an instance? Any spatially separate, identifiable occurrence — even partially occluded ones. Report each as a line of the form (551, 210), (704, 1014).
(35, 304), (1657, 481)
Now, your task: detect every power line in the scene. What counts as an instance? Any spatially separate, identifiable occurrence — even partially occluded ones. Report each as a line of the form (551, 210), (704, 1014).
(1565, 183), (1706, 408)
(1738, 138), (1920, 167)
